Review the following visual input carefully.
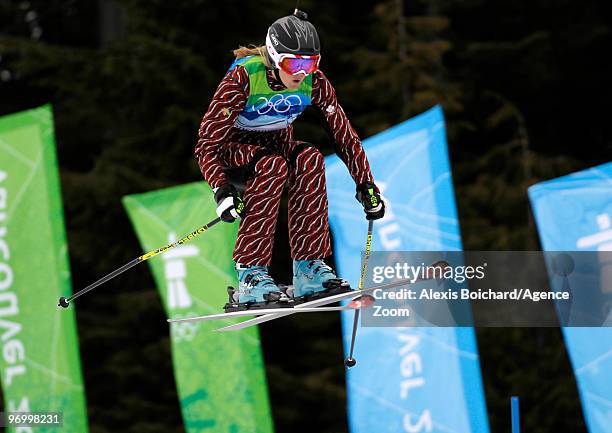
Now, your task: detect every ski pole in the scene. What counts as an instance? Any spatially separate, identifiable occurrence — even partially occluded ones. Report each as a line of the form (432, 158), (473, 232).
(344, 219), (374, 368)
(58, 217), (222, 308)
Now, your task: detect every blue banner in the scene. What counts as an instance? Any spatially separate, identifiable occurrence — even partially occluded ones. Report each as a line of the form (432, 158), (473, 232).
(529, 162), (612, 433)
(326, 106), (490, 433)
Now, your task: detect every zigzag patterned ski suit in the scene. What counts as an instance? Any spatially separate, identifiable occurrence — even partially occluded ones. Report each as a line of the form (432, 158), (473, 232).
(195, 56), (374, 266)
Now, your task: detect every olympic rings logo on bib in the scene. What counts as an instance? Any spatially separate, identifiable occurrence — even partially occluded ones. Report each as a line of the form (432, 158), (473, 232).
(255, 94), (303, 115)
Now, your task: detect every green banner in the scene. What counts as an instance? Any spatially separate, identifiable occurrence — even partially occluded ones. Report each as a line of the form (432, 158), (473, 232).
(123, 183), (274, 433)
(0, 105), (88, 431)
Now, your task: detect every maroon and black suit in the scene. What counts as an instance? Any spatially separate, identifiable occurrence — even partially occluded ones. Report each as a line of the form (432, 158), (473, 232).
(195, 63), (375, 266)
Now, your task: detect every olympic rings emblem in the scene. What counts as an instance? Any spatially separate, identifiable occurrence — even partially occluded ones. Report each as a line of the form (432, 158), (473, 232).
(256, 94), (302, 115)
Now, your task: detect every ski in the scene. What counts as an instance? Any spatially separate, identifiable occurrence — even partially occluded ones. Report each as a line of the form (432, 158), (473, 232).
(216, 260), (448, 332)
(168, 304), (354, 324)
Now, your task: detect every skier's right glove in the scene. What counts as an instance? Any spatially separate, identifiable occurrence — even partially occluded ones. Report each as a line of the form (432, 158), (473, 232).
(355, 181), (385, 220)
(213, 184), (245, 223)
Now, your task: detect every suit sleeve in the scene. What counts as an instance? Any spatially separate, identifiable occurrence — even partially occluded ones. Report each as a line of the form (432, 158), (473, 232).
(311, 70), (374, 186)
(194, 66), (248, 189)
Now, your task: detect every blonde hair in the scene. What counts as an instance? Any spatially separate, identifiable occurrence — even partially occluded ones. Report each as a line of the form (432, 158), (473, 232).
(232, 44), (272, 68)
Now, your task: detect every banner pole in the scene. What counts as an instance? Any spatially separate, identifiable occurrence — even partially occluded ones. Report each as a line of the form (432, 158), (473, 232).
(511, 396), (520, 433)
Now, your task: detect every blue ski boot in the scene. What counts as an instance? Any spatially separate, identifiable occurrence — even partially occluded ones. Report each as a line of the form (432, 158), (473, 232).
(225, 264), (290, 312)
(292, 259), (351, 301)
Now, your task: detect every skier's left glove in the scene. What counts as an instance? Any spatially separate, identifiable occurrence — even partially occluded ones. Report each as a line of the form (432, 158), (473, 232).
(213, 184), (245, 223)
(355, 181), (385, 220)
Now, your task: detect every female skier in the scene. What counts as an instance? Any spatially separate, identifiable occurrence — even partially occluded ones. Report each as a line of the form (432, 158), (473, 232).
(194, 10), (385, 309)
